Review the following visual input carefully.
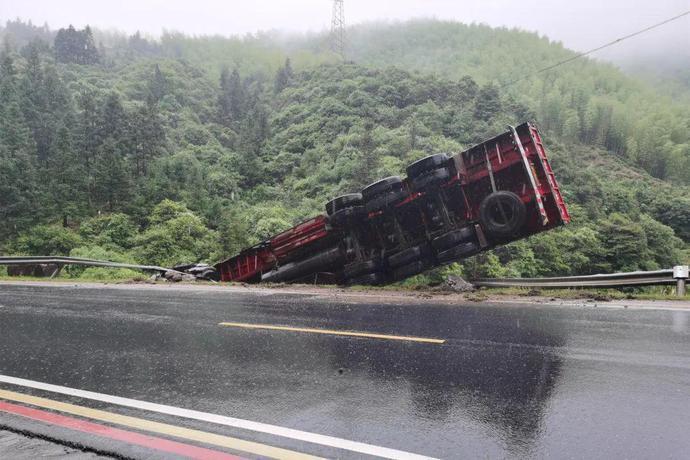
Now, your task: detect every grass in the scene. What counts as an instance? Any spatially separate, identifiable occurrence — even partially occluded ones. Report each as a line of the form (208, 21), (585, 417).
(0, 274), (151, 284)
(343, 281), (687, 301)
(482, 286), (687, 301)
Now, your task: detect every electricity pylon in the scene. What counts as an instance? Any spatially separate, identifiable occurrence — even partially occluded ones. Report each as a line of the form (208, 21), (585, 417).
(330, 0), (345, 59)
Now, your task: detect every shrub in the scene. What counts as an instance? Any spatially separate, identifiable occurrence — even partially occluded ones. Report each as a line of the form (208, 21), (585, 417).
(133, 200), (220, 267)
(149, 199), (189, 225)
(78, 267), (142, 280)
(79, 213), (138, 249)
(11, 225), (81, 256)
(67, 245), (135, 277)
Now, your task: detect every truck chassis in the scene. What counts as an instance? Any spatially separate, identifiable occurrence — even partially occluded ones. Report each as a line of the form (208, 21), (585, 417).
(216, 122), (570, 285)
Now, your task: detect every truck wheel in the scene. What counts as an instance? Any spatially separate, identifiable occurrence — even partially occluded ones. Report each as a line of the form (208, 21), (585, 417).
(406, 153), (449, 179)
(343, 258), (382, 279)
(330, 205), (366, 227)
(479, 191), (526, 238)
(393, 260), (428, 281)
(411, 167), (451, 191)
(431, 226), (475, 251)
(365, 188), (409, 213)
(387, 244), (430, 269)
(362, 176), (403, 200)
(437, 241), (479, 264)
(347, 272), (385, 286)
(326, 193), (363, 216)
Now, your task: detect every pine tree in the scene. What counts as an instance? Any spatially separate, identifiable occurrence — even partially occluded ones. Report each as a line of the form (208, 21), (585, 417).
(90, 93), (134, 207)
(0, 42), (38, 239)
(148, 64), (168, 103)
(132, 99), (165, 176)
(274, 58), (293, 93)
(20, 41), (50, 162)
(0, 43), (34, 153)
(93, 138), (131, 212)
(54, 25), (100, 64)
(474, 83), (501, 122)
(54, 25), (79, 64)
(218, 67), (244, 126)
(48, 123), (87, 225)
(82, 26), (100, 64)
(97, 93), (128, 147)
(76, 91), (99, 170)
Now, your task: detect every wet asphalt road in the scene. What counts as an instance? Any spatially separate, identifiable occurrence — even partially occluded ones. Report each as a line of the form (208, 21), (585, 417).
(0, 283), (689, 459)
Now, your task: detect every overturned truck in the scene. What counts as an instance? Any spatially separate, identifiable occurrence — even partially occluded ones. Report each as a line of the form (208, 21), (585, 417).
(216, 122), (570, 285)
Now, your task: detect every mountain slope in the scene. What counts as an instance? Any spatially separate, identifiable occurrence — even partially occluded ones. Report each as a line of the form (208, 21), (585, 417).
(342, 20), (690, 185)
(0, 19), (687, 281)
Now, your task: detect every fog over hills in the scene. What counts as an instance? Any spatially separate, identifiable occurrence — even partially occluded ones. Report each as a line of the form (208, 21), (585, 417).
(2, 0), (688, 68)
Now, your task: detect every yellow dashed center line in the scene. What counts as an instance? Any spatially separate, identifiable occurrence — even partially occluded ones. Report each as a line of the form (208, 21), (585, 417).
(218, 322), (445, 344)
(0, 389), (321, 460)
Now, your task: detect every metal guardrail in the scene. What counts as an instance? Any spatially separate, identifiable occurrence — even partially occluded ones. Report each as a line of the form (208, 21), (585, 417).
(473, 266), (689, 296)
(0, 256), (181, 277)
(2, 256), (686, 295)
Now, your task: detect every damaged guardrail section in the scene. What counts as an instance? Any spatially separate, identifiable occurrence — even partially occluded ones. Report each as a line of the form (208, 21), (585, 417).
(473, 265), (689, 296)
(0, 256), (196, 281)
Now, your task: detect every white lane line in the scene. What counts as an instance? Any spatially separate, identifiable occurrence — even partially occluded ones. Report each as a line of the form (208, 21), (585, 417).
(0, 374), (435, 460)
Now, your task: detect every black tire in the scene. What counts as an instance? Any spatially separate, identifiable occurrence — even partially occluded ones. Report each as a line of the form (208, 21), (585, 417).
(411, 167), (451, 191)
(326, 193), (363, 216)
(406, 153), (449, 179)
(365, 188), (409, 213)
(347, 272), (385, 286)
(387, 244), (430, 269)
(362, 176), (403, 200)
(393, 260), (428, 281)
(479, 191), (526, 238)
(343, 258), (382, 279)
(330, 205), (366, 227)
(431, 226), (476, 251)
(437, 241), (479, 264)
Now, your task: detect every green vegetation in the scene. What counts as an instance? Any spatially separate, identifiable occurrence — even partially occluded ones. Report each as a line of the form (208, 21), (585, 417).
(0, 19), (687, 284)
(347, 21), (690, 184)
(474, 287), (687, 302)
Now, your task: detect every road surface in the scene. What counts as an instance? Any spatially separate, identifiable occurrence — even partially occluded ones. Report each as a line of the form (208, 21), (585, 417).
(0, 282), (689, 458)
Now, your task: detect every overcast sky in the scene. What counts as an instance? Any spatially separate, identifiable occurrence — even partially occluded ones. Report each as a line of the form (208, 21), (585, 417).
(1, 0), (688, 59)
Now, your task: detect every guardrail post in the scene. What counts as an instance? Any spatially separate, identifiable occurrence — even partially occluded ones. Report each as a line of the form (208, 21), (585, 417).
(674, 266), (689, 297)
(50, 264), (63, 279)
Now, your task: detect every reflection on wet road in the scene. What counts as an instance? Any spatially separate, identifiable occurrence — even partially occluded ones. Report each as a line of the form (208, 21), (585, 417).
(0, 284), (688, 458)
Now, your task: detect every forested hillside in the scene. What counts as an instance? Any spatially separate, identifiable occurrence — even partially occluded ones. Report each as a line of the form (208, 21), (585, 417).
(0, 19), (687, 281)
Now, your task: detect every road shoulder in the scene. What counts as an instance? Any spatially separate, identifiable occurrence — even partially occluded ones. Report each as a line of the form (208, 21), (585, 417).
(1, 279), (688, 311)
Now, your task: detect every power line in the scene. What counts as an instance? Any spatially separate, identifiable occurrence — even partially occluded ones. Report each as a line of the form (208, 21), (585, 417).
(503, 10), (690, 87)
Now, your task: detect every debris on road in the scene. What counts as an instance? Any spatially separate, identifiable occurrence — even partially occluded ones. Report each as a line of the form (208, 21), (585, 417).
(445, 275), (476, 292)
(170, 263), (218, 281)
(163, 270), (197, 282)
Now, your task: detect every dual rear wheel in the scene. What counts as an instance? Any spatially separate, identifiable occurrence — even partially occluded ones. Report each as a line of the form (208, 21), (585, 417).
(327, 155), (527, 285)
(325, 193), (366, 227)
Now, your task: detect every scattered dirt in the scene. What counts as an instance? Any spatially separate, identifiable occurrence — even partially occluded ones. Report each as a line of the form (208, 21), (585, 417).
(465, 292), (489, 302)
(1, 279), (688, 311)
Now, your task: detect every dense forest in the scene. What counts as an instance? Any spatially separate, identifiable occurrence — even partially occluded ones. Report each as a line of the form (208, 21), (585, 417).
(0, 19), (687, 282)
